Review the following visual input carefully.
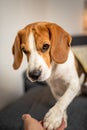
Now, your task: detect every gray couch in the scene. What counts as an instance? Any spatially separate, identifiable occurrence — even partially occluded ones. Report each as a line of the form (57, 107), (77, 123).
(0, 75), (87, 130)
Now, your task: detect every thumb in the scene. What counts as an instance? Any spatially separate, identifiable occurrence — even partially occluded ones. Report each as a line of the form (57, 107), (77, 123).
(22, 114), (39, 126)
(22, 114), (31, 120)
(22, 114), (33, 128)
(22, 114), (44, 130)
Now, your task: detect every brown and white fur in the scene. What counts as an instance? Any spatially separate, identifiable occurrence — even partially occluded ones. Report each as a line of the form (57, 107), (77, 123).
(12, 22), (87, 130)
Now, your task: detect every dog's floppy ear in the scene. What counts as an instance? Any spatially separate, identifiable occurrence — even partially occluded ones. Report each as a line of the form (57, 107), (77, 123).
(12, 33), (23, 69)
(47, 23), (72, 63)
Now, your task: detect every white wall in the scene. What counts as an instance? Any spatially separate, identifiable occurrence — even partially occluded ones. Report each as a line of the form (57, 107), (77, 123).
(46, 0), (84, 35)
(0, 0), (84, 109)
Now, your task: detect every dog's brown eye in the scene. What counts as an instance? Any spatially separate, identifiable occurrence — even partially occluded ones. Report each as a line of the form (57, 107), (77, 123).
(23, 50), (28, 54)
(42, 44), (50, 52)
(22, 48), (28, 54)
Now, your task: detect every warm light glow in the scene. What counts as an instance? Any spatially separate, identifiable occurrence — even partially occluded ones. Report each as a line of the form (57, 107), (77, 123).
(83, 10), (87, 31)
(83, 0), (87, 33)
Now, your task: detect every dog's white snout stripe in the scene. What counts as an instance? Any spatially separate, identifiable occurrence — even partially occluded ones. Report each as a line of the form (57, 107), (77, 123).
(27, 32), (52, 81)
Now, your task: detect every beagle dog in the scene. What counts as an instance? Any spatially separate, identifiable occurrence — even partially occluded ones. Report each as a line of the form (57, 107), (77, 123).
(12, 22), (87, 130)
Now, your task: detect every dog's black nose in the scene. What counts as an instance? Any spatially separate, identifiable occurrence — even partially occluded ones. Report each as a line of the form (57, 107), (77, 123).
(29, 70), (41, 80)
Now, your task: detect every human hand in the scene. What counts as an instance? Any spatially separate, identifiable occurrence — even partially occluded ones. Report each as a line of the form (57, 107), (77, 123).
(22, 114), (65, 130)
(22, 114), (44, 130)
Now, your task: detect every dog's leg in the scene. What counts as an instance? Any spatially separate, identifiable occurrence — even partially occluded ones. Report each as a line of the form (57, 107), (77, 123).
(44, 77), (80, 130)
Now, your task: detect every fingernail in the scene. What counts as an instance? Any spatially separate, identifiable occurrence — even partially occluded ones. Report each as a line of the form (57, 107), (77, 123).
(22, 114), (31, 120)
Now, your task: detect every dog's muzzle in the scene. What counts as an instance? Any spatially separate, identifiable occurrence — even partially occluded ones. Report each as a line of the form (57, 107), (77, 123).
(28, 69), (41, 81)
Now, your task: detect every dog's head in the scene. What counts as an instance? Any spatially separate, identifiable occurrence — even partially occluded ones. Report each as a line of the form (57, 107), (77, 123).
(12, 22), (72, 81)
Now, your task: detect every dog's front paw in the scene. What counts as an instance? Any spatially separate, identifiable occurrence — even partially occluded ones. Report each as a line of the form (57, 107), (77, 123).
(43, 106), (63, 130)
